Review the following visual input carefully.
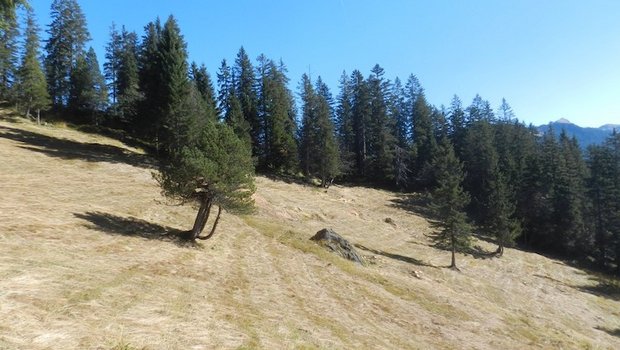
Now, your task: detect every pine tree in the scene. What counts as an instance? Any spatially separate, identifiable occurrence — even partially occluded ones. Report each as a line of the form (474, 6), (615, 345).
(137, 19), (161, 140)
(0, 12), (18, 101)
(68, 47), (107, 123)
(335, 70), (355, 176)
(156, 118), (255, 242)
(366, 64), (396, 183)
(104, 23), (121, 106)
(411, 92), (437, 189)
(157, 15), (191, 154)
(16, 8), (50, 123)
(116, 27), (140, 129)
(44, 0), (90, 107)
(299, 74), (340, 186)
(430, 135), (472, 270)
(257, 56), (297, 172)
(350, 69), (371, 178)
(487, 169), (522, 256)
(233, 46), (260, 157)
(190, 62), (217, 118)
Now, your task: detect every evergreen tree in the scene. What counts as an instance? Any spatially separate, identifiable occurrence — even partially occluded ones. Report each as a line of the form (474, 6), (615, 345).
(350, 69), (371, 178)
(0, 12), (18, 100)
(116, 27), (140, 129)
(411, 91), (437, 189)
(16, 8), (50, 123)
(137, 19), (162, 140)
(104, 23), (121, 106)
(462, 119), (499, 227)
(299, 74), (340, 186)
(157, 15), (191, 154)
(335, 70), (355, 175)
(216, 59), (231, 118)
(68, 47), (107, 123)
(0, 0), (26, 31)
(44, 0), (90, 107)
(366, 64), (396, 183)
(487, 169), (522, 256)
(258, 57), (297, 172)
(156, 118), (255, 242)
(190, 61), (217, 118)
(430, 135), (472, 270)
(233, 46), (260, 157)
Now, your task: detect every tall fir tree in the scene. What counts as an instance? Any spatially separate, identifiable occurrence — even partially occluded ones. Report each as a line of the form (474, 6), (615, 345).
(411, 91), (437, 189)
(68, 47), (107, 123)
(0, 12), (18, 101)
(335, 70), (355, 176)
(44, 0), (90, 107)
(103, 23), (121, 106)
(233, 46), (260, 157)
(430, 135), (472, 270)
(137, 19), (162, 140)
(116, 27), (140, 129)
(350, 69), (371, 178)
(16, 8), (50, 122)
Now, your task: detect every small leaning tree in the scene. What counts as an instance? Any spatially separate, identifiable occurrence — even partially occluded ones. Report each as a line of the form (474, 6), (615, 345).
(156, 118), (255, 242)
(430, 135), (472, 270)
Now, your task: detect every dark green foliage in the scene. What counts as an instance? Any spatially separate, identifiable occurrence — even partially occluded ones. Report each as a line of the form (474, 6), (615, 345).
(335, 70), (355, 175)
(366, 64), (396, 183)
(299, 74), (340, 186)
(430, 135), (471, 270)
(0, 12), (18, 100)
(116, 27), (140, 128)
(190, 61), (217, 119)
(233, 46), (260, 157)
(411, 92), (437, 189)
(68, 47), (107, 123)
(15, 8), (50, 120)
(486, 170), (521, 256)
(104, 23), (121, 106)
(136, 19), (161, 139)
(44, 0), (90, 107)
(350, 69), (371, 177)
(156, 118), (255, 241)
(257, 56), (297, 172)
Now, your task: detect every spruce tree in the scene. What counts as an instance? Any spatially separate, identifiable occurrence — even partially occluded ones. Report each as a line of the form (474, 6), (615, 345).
(190, 62), (217, 118)
(233, 46), (260, 157)
(116, 27), (140, 129)
(335, 70), (355, 175)
(411, 92), (437, 189)
(157, 15), (190, 154)
(137, 19), (161, 140)
(430, 135), (471, 270)
(44, 0), (90, 107)
(350, 69), (371, 178)
(104, 23), (121, 106)
(0, 0), (26, 30)
(16, 8), (50, 123)
(487, 169), (521, 256)
(366, 64), (396, 183)
(68, 47), (107, 123)
(0, 12), (18, 101)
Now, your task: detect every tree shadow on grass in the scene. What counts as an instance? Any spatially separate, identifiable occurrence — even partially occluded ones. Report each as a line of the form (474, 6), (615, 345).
(355, 243), (441, 268)
(575, 275), (620, 301)
(74, 211), (194, 247)
(0, 124), (156, 169)
(595, 326), (620, 338)
(389, 192), (435, 219)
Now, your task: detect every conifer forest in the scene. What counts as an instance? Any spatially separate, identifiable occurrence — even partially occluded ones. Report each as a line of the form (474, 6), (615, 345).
(1, 0), (620, 275)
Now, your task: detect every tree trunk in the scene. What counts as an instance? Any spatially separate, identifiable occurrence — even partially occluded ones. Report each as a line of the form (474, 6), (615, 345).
(449, 233), (460, 271)
(188, 197), (212, 240)
(36, 109), (41, 125)
(495, 244), (504, 257)
(198, 205), (222, 240)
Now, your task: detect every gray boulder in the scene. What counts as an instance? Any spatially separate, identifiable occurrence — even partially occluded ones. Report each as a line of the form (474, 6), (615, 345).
(310, 228), (364, 265)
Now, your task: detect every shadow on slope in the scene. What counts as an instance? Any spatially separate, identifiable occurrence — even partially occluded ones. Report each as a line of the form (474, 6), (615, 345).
(355, 244), (440, 268)
(389, 192), (434, 219)
(595, 326), (620, 338)
(74, 211), (192, 247)
(0, 124), (156, 169)
(576, 275), (620, 301)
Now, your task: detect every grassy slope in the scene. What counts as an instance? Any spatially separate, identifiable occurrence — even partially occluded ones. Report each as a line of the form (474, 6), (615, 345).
(0, 112), (619, 349)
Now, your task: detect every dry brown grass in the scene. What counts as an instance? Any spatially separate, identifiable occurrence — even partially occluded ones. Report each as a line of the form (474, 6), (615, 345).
(1, 114), (619, 349)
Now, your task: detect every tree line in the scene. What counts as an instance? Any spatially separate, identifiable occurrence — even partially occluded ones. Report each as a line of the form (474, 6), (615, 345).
(1, 0), (619, 272)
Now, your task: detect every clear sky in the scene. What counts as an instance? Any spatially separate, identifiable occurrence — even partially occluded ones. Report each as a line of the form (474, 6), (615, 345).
(26, 0), (620, 127)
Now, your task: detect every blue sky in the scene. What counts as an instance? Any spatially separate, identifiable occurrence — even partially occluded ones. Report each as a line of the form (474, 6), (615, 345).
(26, 0), (620, 127)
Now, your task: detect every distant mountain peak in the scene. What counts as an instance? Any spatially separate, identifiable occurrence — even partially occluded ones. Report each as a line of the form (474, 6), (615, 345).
(600, 124), (620, 131)
(554, 118), (572, 124)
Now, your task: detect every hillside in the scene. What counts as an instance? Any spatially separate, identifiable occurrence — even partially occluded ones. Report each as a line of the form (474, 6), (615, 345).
(1, 112), (619, 349)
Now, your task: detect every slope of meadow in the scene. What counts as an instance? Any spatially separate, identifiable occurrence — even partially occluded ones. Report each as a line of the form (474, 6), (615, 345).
(1, 111), (619, 349)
